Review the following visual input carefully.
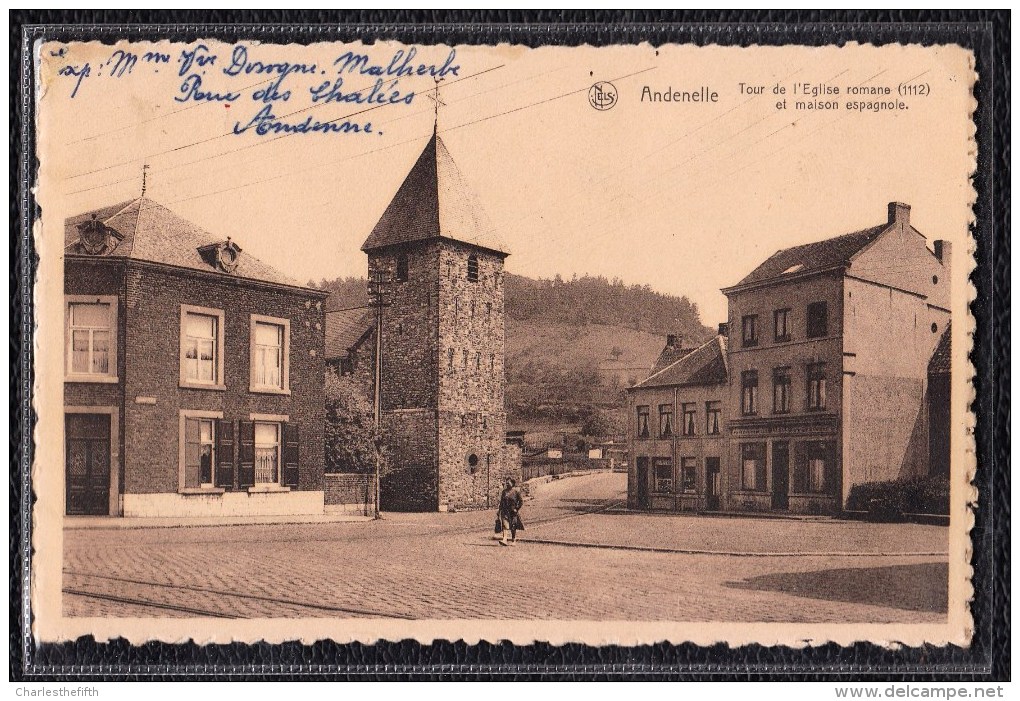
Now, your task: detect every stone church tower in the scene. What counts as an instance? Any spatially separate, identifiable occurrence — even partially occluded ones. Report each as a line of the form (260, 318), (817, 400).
(361, 130), (520, 512)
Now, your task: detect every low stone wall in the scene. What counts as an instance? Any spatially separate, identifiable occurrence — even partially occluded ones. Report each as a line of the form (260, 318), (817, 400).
(324, 472), (376, 515)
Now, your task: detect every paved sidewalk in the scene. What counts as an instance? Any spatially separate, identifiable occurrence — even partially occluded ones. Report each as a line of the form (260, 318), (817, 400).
(64, 512), (374, 530)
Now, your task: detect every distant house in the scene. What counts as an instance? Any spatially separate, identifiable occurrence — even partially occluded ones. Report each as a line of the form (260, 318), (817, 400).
(63, 198), (328, 517)
(627, 336), (729, 512)
(626, 202), (953, 516)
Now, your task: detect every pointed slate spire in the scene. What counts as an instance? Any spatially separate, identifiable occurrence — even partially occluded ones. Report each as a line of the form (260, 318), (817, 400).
(361, 133), (509, 256)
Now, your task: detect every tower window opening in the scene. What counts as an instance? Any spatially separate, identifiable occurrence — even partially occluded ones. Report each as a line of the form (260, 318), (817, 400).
(395, 254), (409, 282)
(467, 254), (479, 282)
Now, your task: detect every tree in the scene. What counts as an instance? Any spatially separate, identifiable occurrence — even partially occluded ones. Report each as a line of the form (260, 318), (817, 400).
(324, 369), (386, 474)
(578, 405), (617, 438)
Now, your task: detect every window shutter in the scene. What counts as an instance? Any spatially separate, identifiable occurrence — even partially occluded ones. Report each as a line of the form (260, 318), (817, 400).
(238, 420), (255, 488)
(183, 418), (201, 488)
(283, 423), (300, 488)
(215, 419), (235, 489)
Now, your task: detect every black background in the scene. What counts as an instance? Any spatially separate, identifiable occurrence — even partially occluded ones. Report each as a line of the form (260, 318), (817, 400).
(10, 9), (1010, 681)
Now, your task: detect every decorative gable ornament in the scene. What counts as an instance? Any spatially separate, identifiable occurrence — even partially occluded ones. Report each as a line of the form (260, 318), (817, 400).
(199, 238), (242, 273)
(76, 214), (122, 255)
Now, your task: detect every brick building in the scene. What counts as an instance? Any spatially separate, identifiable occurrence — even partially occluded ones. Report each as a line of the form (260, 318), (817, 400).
(326, 131), (522, 512)
(626, 335), (728, 512)
(63, 197), (328, 517)
(627, 202), (952, 515)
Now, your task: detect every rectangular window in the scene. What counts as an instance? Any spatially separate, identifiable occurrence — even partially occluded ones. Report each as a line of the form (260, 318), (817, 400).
(741, 315), (759, 347)
(680, 457), (697, 493)
(807, 362), (827, 410)
(774, 308), (791, 342)
(706, 401), (722, 435)
(67, 300), (114, 378)
(180, 305), (224, 388)
(254, 422), (281, 485)
(448, 348), (454, 369)
(252, 321), (284, 390)
(794, 441), (834, 494)
(741, 370), (759, 415)
(653, 457), (673, 493)
(773, 366), (792, 414)
(682, 403), (697, 436)
(184, 313), (218, 383)
(486, 302), (492, 318)
(658, 404), (673, 438)
(489, 354), (495, 372)
(462, 349), (469, 367)
(475, 352), (481, 370)
(806, 301), (828, 338)
(741, 442), (767, 491)
(467, 254), (479, 282)
(636, 405), (650, 439)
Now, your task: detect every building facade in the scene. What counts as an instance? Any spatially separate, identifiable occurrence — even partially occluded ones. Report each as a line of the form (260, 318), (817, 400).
(64, 198), (328, 517)
(627, 202), (952, 515)
(626, 336), (728, 512)
(327, 131), (522, 512)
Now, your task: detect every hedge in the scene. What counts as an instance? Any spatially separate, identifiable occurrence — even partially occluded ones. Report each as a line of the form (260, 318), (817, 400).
(845, 476), (950, 520)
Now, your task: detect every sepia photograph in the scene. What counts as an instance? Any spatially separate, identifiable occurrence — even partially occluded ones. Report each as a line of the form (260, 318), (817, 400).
(24, 32), (982, 654)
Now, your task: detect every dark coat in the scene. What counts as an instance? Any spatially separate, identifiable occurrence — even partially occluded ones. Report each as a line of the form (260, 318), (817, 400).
(498, 486), (523, 517)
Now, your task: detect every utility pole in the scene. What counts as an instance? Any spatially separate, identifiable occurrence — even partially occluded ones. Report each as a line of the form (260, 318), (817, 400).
(367, 270), (390, 519)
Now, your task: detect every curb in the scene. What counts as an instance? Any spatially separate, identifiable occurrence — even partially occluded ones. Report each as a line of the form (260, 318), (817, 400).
(522, 538), (949, 558)
(64, 515), (375, 530)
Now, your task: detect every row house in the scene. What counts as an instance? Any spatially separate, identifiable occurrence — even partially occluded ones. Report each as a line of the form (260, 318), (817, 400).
(627, 202), (952, 515)
(626, 335), (728, 512)
(63, 197), (328, 517)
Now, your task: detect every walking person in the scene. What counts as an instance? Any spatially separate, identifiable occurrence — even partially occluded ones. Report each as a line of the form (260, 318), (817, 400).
(497, 477), (524, 546)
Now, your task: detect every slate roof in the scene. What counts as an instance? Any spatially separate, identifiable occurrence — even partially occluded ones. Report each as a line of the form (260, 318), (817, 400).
(928, 322), (951, 375)
(324, 308), (374, 359)
(649, 344), (701, 376)
(65, 197), (312, 290)
(726, 223), (888, 291)
(633, 336), (728, 389)
(361, 131), (509, 256)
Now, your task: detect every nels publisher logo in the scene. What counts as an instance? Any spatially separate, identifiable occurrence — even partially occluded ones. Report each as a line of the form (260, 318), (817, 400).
(588, 81), (618, 111)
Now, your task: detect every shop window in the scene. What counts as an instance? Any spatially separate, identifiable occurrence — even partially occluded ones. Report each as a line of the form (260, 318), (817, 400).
(653, 457), (673, 493)
(741, 442), (767, 491)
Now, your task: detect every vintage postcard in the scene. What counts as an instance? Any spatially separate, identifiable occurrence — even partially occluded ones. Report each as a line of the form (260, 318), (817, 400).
(29, 34), (978, 651)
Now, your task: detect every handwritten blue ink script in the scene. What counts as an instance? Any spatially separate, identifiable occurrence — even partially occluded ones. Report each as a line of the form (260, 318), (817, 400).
(54, 43), (462, 137)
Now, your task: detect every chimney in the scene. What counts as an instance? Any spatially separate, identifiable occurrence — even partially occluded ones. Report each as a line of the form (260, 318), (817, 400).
(934, 240), (952, 272)
(717, 322), (729, 337)
(666, 334), (678, 349)
(888, 201), (911, 226)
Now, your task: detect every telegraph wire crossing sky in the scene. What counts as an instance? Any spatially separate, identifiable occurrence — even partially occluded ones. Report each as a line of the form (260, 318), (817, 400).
(48, 42), (973, 324)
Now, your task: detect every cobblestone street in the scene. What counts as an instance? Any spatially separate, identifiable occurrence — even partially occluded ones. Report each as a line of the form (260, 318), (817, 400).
(63, 472), (949, 622)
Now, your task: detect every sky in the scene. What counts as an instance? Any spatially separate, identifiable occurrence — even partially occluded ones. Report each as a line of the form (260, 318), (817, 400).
(38, 40), (975, 324)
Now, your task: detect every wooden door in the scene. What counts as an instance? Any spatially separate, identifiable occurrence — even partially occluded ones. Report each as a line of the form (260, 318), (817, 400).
(65, 413), (111, 516)
(705, 457), (721, 511)
(772, 441), (790, 510)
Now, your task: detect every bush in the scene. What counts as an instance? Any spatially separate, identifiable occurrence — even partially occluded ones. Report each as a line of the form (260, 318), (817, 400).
(846, 476), (950, 520)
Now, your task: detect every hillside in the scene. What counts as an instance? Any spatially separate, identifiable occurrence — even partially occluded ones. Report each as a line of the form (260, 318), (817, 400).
(312, 272), (713, 430)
